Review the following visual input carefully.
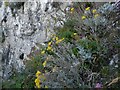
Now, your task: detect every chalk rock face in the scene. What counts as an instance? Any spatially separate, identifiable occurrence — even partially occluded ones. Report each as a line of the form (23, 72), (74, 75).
(0, 0), (69, 79)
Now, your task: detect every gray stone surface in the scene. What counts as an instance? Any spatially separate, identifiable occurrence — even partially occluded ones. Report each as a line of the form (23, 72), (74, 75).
(0, 0), (70, 79)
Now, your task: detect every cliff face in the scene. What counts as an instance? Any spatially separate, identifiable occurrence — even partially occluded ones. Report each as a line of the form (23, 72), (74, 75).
(0, 0), (69, 79)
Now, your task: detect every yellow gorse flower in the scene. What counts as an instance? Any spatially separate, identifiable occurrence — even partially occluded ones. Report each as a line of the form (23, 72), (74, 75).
(73, 33), (77, 35)
(47, 46), (52, 51)
(36, 71), (41, 77)
(82, 16), (86, 20)
(55, 37), (59, 41)
(56, 38), (64, 44)
(35, 71), (41, 88)
(56, 40), (61, 44)
(43, 61), (47, 67)
(35, 71), (46, 88)
(70, 7), (74, 11)
(70, 7), (74, 13)
(35, 78), (40, 83)
(36, 83), (40, 88)
(85, 7), (90, 11)
(94, 14), (99, 18)
(41, 50), (45, 54)
(35, 80), (41, 88)
(48, 42), (52, 46)
(92, 9), (97, 14)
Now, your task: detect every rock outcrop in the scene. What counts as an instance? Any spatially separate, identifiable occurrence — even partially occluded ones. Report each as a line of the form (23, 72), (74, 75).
(0, 0), (69, 79)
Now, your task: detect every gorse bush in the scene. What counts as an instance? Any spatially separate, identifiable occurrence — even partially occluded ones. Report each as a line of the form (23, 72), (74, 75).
(2, 2), (119, 88)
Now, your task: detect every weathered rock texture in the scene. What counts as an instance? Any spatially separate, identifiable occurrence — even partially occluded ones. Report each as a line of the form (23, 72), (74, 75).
(0, 0), (69, 79)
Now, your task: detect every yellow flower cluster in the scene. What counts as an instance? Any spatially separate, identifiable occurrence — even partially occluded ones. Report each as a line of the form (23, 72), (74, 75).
(47, 36), (64, 51)
(73, 33), (77, 36)
(92, 9), (97, 14)
(41, 35), (65, 54)
(35, 71), (41, 88)
(82, 16), (86, 20)
(35, 71), (48, 88)
(94, 14), (99, 18)
(55, 37), (59, 41)
(82, 8), (100, 20)
(71, 8), (74, 11)
(85, 7), (90, 11)
(56, 38), (64, 44)
(41, 50), (45, 54)
(36, 70), (41, 77)
(92, 9), (99, 18)
(47, 41), (53, 51)
(35, 78), (40, 88)
(47, 45), (53, 51)
(81, 7), (89, 20)
(70, 7), (74, 13)
(48, 42), (52, 46)
(42, 60), (47, 67)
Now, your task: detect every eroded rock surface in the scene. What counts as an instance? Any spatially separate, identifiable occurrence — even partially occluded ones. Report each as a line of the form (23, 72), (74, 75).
(0, 0), (69, 79)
